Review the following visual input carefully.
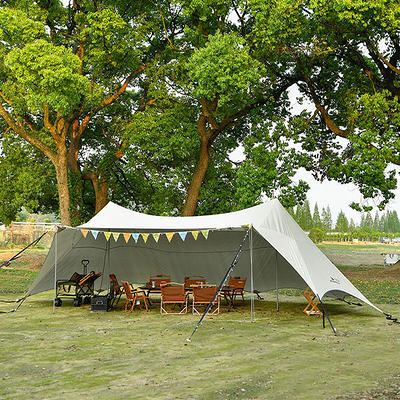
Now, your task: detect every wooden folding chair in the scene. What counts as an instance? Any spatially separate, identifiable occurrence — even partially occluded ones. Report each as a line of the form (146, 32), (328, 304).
(109, 274), (125, 308)
(160, 282), (188, 314)
(303, 287), (322, 316)
(184, 275), (206, 290)
(121, 281), (149, 312)
(227, 277), (247, 305)
(148, 274), (171, 288)
(192, 285), (220, 315)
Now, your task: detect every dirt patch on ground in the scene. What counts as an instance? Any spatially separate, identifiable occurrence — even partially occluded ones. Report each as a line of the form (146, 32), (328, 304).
(323, 249), (384, 267)
(343, 264), (400, 281)
(0, 251), (46, 271)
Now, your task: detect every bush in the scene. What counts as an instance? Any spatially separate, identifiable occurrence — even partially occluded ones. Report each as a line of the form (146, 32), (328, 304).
(309, 228), (325, 243)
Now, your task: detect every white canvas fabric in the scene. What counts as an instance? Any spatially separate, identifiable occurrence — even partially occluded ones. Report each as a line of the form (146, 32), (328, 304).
(26, 199), (382, 314)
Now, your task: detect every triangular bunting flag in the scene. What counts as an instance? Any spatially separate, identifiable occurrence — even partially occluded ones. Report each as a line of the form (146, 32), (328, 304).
(132, 233), (139, 243)
(142, 233), (149, 243)
(152, 233), (160, 243)
(123, 233), (131, 243)
(80, 229), (89, 238)
(179, 232), (187, 241)
(201, 230), (209, 239)
(112, 232), (120, 242)
(104, 232), (112, 241)
(166, 232), (175, 242)
(91, 230), (99, 239)
(191, 231), (199, 240)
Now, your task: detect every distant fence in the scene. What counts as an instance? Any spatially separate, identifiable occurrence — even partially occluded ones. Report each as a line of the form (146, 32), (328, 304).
(0, 222), (56, 249)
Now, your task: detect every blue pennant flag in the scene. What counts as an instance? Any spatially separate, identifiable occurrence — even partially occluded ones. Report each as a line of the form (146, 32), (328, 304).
(132, 233), (139, 243)
(91, 231), (99, 239)
(179, 232), (187, 241)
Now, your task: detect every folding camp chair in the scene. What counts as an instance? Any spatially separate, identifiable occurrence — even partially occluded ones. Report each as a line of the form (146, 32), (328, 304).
(184, 275), (206, 290)
(303, 287), (322, 316)
(192, 285), (220, 315)
(147, 274), (171, 288)
(121, 281), (149, 312)
(109, 274), (125, 308)
(225, 277), (247, 306)
(160, 282), (189, 314)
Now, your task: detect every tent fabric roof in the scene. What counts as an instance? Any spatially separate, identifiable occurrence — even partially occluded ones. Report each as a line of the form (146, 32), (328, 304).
(27, 199), (381, 316)
(79, 200), (270, 231)
(78, 200), (381, 313)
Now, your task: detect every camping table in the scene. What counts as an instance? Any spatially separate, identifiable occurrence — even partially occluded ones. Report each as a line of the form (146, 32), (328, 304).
(220, 287), (242, 309)
(139, 285), (162, 305)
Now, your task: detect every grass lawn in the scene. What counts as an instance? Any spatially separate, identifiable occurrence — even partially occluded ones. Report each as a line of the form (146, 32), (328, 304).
(1, 247), (400, 399)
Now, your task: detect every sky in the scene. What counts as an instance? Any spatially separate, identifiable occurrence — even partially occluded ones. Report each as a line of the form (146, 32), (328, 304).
(287, 86), (400, 224)
(294, 167), (400, 224)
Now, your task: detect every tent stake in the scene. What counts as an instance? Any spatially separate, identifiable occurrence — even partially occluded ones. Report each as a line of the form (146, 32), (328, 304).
(319, 297), (336, 335)
(250, 227), (254, 323)
(275, 251), (279, 312)
(53, 229), (58, 313)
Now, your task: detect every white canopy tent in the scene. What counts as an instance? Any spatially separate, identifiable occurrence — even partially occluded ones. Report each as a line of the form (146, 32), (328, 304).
(27, 199), (382, 317)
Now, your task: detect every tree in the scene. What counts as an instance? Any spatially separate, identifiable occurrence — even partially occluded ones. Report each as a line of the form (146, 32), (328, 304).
(0, 131), (57, 224)
(349, 218), (356, 232)
(249, 0), (400, 211)
(335, 211), (349, 233)
(312, 203), (322, 229)
(296, 199), (313, 230)
(373, 211), (381, 232)
(385, 210), (400, 233)
(0, 2), (174, 224)
(134, 2), (305, 216)
(360, 212), (374, 231)
(321, 206), (333, 231)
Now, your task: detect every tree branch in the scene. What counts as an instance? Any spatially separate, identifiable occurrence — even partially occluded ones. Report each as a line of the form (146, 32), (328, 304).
(0, 101), (56, 161)
(299, 69), (348, 138)
(96, 65), (147, 112)
(368, 39), (400, 76)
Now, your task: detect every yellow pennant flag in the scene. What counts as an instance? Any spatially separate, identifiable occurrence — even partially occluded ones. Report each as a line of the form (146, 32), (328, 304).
(141, 233), (149, 243)
(123, 233), (131, 243)
(152, 233), (160, 243)
(104, 232), (112, 241)
(166, 232), (175, 242)
(201, 230), (209, 239)
(112, 232), (120, 242)
(80, 229), (89, 238)
(191, 231), (199, 240)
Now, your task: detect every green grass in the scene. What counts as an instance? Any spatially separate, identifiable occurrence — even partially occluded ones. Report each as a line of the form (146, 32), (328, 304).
(0, 269), (38, 294)
(349, 280), (400, 304)
(1, 292), (400, 400)
(2, 254), (400, 399)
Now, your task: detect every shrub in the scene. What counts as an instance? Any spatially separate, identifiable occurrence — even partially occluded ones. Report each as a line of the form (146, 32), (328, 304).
(309, 228), (325, 243)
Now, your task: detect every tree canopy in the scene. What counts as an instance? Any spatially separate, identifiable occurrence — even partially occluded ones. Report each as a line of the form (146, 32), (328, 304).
(0, 0), (399, 225)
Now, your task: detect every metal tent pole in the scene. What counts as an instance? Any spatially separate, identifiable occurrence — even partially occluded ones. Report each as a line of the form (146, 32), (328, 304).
(250, 227), (254, 323)
(319, 297), (337, 335)
(53, 229), (58, 313)
(275, 251), (279, 312)
(187, 229), (250, 342)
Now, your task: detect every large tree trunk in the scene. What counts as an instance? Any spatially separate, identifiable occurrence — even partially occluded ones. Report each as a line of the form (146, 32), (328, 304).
(183, 135), (211, 216)
(53, 151), (72, 226)
(84, 172), (109, 213)
(95, 179), (109, 213)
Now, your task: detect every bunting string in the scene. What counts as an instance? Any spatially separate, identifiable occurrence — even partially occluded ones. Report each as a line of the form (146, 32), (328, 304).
(79, 227), (214, 244)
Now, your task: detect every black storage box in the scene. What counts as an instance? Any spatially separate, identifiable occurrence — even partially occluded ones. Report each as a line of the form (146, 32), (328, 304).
(91, 295), (110, 311)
